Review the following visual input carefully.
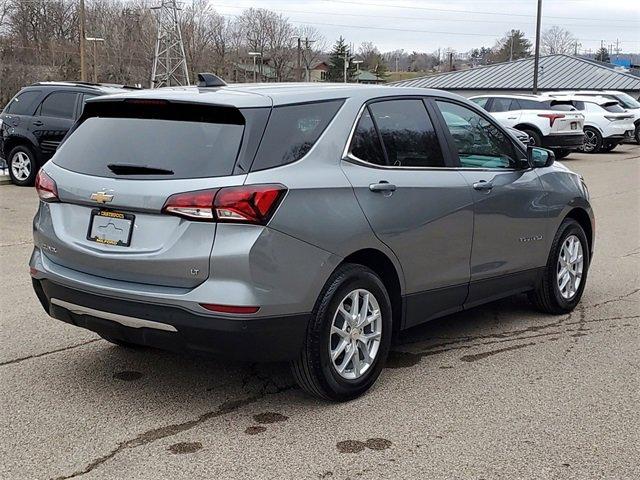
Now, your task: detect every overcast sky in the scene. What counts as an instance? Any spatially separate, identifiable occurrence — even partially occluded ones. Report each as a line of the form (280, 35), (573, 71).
(214, 0), (640, 54)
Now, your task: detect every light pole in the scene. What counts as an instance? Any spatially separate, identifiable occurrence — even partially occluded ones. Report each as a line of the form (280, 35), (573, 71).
(248, 52), (262, 83)
(85, 37), (104, 83)
(532, 0), (542, 94)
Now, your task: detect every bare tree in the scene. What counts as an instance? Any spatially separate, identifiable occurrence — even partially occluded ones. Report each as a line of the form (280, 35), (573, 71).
(541, 26), (577, 55)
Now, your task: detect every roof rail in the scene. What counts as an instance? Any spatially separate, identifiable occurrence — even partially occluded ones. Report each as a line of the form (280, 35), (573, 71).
(197, 73), (227, 88)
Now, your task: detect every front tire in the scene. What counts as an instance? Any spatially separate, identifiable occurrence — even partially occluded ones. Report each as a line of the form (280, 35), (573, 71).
(8, 145), (38, 186)
(553, 149), (571, 159)
(291, 264), (392, 401)
(521, 129), (541, 147)
(530, 219), (590, 314)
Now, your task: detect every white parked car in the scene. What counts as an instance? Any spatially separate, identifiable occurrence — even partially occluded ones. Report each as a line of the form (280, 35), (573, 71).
(542, 95), (635, 153)
(469, 94), (585, 159)
(547, 90), (640, 144)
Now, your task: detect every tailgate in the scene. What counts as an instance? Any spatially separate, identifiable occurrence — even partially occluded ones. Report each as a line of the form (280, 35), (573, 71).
(35, 100), (261, 288)
(551, 111), (584, 134)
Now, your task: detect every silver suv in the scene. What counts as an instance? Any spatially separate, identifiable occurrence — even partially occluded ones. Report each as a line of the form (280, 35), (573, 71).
(30, 80), (594, 401)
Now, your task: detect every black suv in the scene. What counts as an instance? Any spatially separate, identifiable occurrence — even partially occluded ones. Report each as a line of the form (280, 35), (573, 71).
(0, 82), (137, 186)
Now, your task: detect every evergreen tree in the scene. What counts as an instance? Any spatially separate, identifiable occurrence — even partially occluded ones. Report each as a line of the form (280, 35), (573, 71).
(594, 47), (610, 63)
(490, 30), (532, 63)
(328, 36), (356, 82)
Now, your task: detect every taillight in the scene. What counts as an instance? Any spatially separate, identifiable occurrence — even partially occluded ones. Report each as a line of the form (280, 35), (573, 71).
(214, 184), (286, 224)
(35, 170), (59, 202)
(537, 113), (565, 127)
(162, 184), (286, 224)
(162, 189), (218, 220)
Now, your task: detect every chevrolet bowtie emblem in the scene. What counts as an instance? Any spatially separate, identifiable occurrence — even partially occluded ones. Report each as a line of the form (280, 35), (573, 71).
(90, 191), (114, 204)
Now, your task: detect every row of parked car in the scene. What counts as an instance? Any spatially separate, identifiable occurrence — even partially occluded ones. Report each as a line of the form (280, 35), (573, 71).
(1, 82), (639, 186)
(470, 90), (640, 158)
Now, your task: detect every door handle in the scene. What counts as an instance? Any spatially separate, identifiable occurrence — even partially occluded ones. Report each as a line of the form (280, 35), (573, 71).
(369, 181), (397, 193)
(507, 116), (518, 120)
(473, 180), (493, 191)
(32, 121), (43, 126)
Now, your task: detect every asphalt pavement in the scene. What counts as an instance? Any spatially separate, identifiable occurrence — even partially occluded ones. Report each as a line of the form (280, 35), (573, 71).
(0, 145), (638, 480)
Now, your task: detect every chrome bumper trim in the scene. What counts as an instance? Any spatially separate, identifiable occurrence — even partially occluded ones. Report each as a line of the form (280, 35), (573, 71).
(50, 298), (178, 332)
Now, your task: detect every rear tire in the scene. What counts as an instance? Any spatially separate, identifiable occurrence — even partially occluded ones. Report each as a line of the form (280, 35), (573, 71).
(580, 127), (602, 153)
(8, 145), (37, 186)
(634, 125), (640, 145)
(529, 219), (590, 315)
(290, 264), (392, 401)
(521, 129), (542, 147)
(600, 142), (617, 153)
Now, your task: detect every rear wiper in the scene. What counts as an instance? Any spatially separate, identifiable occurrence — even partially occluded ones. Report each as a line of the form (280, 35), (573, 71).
(107, 163), (174, 175)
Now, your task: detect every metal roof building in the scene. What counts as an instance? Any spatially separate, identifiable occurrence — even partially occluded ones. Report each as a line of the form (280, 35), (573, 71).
(392, 54), (640, 98)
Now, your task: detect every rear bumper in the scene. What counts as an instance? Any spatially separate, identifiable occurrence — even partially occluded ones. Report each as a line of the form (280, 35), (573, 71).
(32, 278), (310, 362)
(542, 133), (585, 149)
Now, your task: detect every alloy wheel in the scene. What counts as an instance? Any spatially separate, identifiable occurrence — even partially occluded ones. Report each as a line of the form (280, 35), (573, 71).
(557, 234), (584, 300)
(329, 289), (382, 380)
(10, 151), (32, 181)
(582, 130), (597, 152)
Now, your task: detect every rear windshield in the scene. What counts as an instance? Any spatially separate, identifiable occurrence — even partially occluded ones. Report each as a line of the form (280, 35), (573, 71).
(53, 116), (244, 179)
(603, 102), (625, 113)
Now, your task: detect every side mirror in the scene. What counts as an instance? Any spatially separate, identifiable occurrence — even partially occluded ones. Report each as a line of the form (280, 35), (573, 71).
(528, 146), (555, 168)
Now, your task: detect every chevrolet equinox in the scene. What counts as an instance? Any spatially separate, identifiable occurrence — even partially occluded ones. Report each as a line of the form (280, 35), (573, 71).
(30, 78), (594, 401)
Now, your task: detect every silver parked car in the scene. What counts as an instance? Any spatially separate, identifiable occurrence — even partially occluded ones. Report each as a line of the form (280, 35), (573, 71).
(31, 79), (594, 401)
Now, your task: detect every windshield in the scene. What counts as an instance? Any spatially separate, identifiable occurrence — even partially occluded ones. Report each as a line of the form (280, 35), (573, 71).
(613, 93), (640, 109)
(54, 117), (244, 179)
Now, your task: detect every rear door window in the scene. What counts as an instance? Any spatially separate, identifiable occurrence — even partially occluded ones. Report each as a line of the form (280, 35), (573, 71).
(368, 99), (445, 168)
(39, 92), (78, 119)
(54, 114), (244, 180)
(250, 99), (344, 171)
(4, 90), (41, 115)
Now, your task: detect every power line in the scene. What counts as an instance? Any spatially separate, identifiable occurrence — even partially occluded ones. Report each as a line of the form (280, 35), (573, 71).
(319, 0), (640, 25)
(221, 12), (640, 44)
(213, 3), (639, 29)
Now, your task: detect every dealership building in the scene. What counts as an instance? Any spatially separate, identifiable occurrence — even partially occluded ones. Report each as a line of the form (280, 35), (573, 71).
(392, 54), (640, 99)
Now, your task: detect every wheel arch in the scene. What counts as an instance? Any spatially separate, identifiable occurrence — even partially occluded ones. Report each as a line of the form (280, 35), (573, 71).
(564, 207), (594, 256)
(513, 123), (544, 137)
(3, 134), (38, 160)
(340, 248), (404, 335)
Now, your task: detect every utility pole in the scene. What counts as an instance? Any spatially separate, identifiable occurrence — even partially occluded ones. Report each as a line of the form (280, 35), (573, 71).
(78, 0), (87, 81)
(343, 45), (349, 83)
(509, 29), (515, 62)
(532, 0), (542, 94)
(86, 37), (104, 83)
(303, 38), (315, 82)
(296, 37), (302, 81)
(150, 0), (190, 88)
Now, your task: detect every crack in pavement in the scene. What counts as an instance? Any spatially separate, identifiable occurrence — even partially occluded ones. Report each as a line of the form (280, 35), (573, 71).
(0, 339), (101, 367)
(589, 288), (640, 308)
(50, 379), (296, 480)
(0, 240), (31, 248)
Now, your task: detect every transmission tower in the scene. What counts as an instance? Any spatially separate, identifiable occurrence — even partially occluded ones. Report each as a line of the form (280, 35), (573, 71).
(150, 0), (190, 88)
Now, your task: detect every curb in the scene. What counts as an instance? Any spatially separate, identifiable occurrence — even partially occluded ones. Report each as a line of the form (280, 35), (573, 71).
(0, 175), (11, 186)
